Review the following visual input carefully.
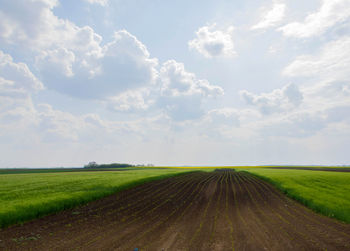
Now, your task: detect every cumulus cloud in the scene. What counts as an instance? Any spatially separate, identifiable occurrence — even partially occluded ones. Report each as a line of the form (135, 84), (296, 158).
(0, 51), (42, 130)
(0, 51), (43, 92)
(0, 0), (158, 99)
(104, 59), (224, 121)
(158, 60), (224, 121)
(83, 0), (108, 6)
(36, 30), (158, 99)
(279, 0), (350, 38)
(188, 24), (236, 58)
(0, 49), (106, 142)
(252, 2), (286, 30)
(0, 0), (226, 124)
(240, 83), (303, 115)
(160, 60), (223, 97)
(283, 36), (350, 82)
(107, 88), (154, 112)
(36, 47), (76, 77)
(0, 0), (102, 50)
(0, 51), (43, 129)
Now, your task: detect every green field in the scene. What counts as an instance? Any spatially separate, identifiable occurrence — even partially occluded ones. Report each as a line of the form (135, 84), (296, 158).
(1, 166), (350, 229)
(0, 168), (194, 228)
(242, 167), (350, 223)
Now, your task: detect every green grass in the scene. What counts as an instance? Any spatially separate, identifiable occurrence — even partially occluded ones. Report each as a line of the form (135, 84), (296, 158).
(0, 167), (142, 174)
(0, 168), (194, 228)
(241, 168), (350, 223)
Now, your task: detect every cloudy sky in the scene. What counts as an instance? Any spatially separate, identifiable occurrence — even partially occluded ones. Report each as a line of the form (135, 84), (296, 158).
(1, 0), (350, 167)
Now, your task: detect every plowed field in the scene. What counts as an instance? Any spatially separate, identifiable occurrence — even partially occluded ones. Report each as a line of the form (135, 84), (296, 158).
(1, 170), (349, 250)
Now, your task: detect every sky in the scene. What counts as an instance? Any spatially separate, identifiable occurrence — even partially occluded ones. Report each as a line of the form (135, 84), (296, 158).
(1, 0), (350, 167)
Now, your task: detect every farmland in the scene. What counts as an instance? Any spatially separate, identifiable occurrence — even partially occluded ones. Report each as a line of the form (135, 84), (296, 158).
(1, 169), (349, 250)
(0, 168), (195, 228)
(243, 167), (350, 223)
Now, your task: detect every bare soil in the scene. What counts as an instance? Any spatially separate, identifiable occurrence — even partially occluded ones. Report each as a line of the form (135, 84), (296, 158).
(1, 170), (349, 250)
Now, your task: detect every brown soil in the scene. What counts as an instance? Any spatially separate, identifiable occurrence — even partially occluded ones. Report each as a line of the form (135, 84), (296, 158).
(1, 170), (349, 251)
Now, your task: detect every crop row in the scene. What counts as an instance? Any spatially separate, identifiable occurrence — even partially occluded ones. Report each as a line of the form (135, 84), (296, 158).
(236, 173), (313, 250)
(188, 174), (224, 248)
(132, 172), (219, 250)
(70, 172), (205, 249)
(49, 172), (203, 249)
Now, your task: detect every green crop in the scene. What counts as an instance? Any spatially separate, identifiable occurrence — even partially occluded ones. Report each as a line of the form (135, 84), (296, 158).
(0, 168), (193, 228)
(242, 168), (350, 223)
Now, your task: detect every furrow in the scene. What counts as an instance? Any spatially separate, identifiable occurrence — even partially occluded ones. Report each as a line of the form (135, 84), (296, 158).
(88, 172), (204, 250)
(48, 172), (196, 247)
(55, 172), (202, 250)
(187, 174), (223, 249)
(232, 172), (273, 250)
(225, 171), (235, 251)
(237, 173), (323, 250)
(127, 172), (218, 250)
(143, 172), (218, 250)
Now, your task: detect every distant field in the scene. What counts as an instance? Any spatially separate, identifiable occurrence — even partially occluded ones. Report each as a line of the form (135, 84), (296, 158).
(0, 168), (140, 175)
(0, 168), (194, 228)
(243, 168), (350, 223)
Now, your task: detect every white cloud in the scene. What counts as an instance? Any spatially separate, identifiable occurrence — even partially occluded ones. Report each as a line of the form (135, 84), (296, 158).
(0, 51), (42, 131)
(36, 30), (158, 99)
(160, 60), (223, 97)
(0, 0), (84, 49)
(0, 50), (43, 92)
(158, 60), (224, 121)
(37, 104), (82, 141)
(252, 2), (286, 30)
(108, 60), (225, 121)
(0, 51), (42, 132)
(207, 108), (240, 126)
(36, 47), (76, 77)
(282, 35), (350, 136)
(83, 0), (108, 6)
(188, 24), (236, 58)
(107, 88), (154, 112)
(283, 36), (350, 82)
(279, 0), (350, 38)
(240, 83), (303, 115)
(1, 0), (349, 166)
(0, 1), (159, 99)
(0, 50), (101, 142)
(258, 111), (328, 138)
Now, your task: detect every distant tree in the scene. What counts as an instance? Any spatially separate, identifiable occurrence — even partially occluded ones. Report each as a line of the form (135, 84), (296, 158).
(84, 162), (134, 168)
(84, 161), (98, 168)
(98, 163), (134, 168)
